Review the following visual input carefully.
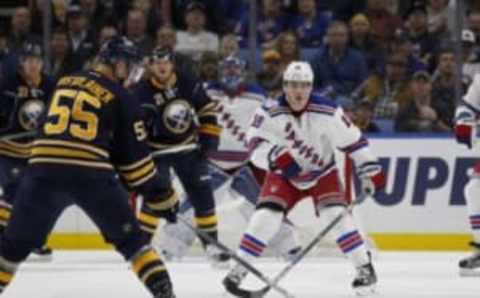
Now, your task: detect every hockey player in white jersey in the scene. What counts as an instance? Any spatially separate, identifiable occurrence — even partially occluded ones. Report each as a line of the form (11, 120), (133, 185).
(158, 56), (302, 262)
(454, 73), (480, 276)
(222, 61), (385, 296)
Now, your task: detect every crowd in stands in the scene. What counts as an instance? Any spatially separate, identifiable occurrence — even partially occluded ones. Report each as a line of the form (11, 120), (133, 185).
(1, 0), (480, 134)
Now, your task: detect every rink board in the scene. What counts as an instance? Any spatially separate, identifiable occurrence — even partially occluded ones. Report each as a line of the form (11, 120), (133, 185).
(48, 136), (475, 250)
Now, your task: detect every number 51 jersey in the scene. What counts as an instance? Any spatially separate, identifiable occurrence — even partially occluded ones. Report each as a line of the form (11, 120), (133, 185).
(28, 70), (155, 187)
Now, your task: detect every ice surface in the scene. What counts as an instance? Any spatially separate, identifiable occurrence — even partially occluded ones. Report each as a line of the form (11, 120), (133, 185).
(3, 251), (478, 298)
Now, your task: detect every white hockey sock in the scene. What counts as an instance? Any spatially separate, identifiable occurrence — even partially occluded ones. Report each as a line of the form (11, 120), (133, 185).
(321, 205), (369, 267)
(269, 220), (302, 260)
(237, 208), (283, 260)
(465, 178), (480, 244)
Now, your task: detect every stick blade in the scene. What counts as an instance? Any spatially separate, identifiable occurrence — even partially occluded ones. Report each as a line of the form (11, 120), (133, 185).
(223, 277), (269, 298)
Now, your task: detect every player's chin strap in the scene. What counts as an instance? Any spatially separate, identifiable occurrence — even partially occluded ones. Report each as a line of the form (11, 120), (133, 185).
(233, 192), (370, 298)
(176, 216), (294, 298)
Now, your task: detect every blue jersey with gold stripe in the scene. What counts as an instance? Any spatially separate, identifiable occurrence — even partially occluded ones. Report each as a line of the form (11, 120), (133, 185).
(29, 70), (157, 189)
(0, 71), (54, 160)
(132, 73), (220, 151)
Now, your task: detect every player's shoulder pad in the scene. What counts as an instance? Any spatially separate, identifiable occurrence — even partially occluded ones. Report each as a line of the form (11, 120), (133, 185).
(306, 93), (338, 116)
(242, 84), (267, 102)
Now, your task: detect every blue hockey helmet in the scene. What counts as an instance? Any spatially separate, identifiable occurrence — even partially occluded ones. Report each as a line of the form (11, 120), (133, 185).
(97, 36), (140, 66)
(219, 55), (246, 91)
(19, 41), (43, 61)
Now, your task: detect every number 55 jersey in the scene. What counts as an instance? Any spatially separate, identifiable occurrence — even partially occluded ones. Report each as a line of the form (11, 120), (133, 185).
(29, 70), (155, 186)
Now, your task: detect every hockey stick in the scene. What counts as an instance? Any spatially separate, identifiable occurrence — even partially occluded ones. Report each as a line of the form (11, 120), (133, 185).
(151, 144), (198, 157)
(239, 193), (370, 297)
(176, 216), (295, 298)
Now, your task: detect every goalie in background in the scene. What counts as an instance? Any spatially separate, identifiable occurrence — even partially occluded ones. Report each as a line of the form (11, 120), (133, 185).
(0, 41), (55, 260)
(155, 55), (303, 264)
(222, 61), (385, 296)
(131, 47), (229, 267)
(454, 73), (480, 276)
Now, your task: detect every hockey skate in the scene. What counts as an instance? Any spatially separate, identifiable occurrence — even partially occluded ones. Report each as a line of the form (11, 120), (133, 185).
(352, 262), (377, 296)
(152, 278), (176, 298)
(27, 245), (53, 262)
(206, 245), (231, 269)
(222, 264), (249, 297)
(459, 242), (480, 277)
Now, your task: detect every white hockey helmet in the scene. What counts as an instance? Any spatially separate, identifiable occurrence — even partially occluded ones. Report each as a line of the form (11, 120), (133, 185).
(283, 61), (314, 84)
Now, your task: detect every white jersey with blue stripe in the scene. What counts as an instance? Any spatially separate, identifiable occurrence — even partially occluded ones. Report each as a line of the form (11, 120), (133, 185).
(247, 93), (378, 190)
(206, 82), (267, 170)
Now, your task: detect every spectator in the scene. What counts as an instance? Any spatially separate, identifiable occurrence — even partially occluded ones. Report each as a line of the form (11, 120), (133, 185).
(354, 100), (381, 132)
(49, 27), (72, 80)
(311, 21), (368, 101)
(155, 25), (195, 76)
(388, 34), (427, 75)
(125, 9), (154, 56)
(467, 10), (480, 51)
(395, 71), (450, 132)
(431, 48), (458, 128)
(404, 4), (441, 69)
(461, 29), (480, 82)
(360, 53), (412, 120)
(276, 31), (301, 72)
(97, 24), (118, 48)
(349, 13), (385, 72)
(426, 0), (453, 38)
(364, 0), (402, 45)
(289, 0), (331, 47)
(176, 1), (219, 61)
(219, 34), (239, 60)
(234, 0), (289, 48)
(66, 4), (96, 72)
(7, 6), (40, 51)
(132, 0), (163, 37)
(257, 49), (283, 98)
(198, 51), (219, 82)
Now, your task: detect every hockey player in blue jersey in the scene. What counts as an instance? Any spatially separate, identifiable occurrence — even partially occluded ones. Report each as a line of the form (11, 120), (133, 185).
(0, 41), (55, 259)
(131, 47), (228, 266)
(0, 37), (178, 298)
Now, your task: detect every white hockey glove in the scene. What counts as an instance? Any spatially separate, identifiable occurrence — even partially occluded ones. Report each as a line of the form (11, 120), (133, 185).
(356, 162), (385, 196)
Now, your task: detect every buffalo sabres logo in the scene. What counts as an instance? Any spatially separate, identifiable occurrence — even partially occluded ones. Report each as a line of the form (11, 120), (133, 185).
(18, 99), (45, 131)
(163, 99), (193, 134)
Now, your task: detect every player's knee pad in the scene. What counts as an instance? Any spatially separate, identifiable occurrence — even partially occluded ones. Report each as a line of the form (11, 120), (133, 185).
(319, 205), (354, 239)
(231, 167), (260, 204)
(111, 228), (149, 260)
(244, 208), (284, 244)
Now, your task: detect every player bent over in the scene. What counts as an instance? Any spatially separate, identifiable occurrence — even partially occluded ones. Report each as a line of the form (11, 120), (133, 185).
(454, 73), (480, 276)
(0, 37), (178, 298)
(222, 61), (385, 295)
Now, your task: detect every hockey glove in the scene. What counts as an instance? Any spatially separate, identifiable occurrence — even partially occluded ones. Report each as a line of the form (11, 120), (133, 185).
(356, 162), (385, 196)
(454, 107), (477, 149)
(268, 146), (302, 179)
(140, 103), (159, 138)
(144, 188), (179, 223)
